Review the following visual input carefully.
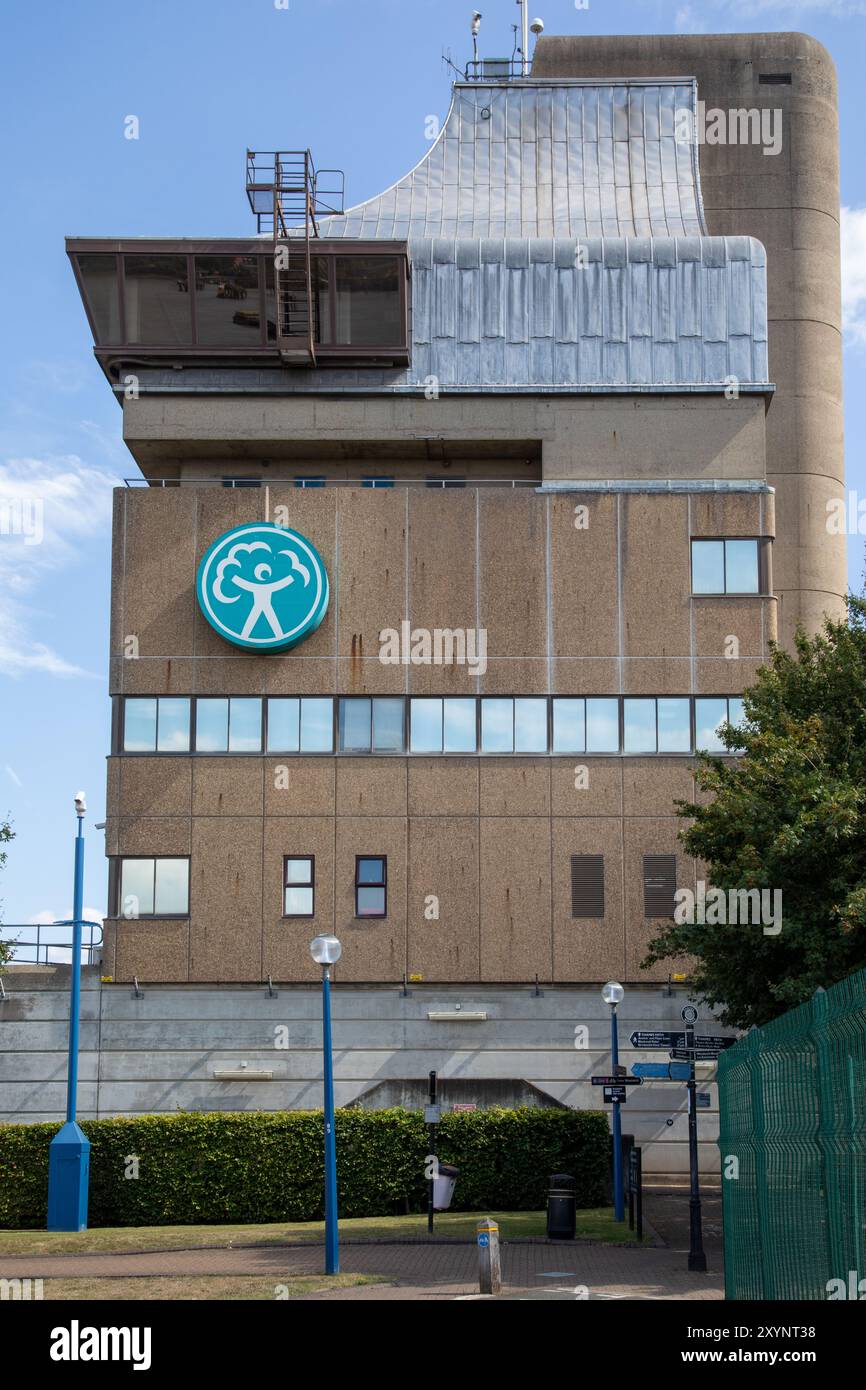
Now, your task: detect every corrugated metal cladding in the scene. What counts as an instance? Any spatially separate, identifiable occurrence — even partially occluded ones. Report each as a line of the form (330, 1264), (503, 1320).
(409, 235), (768, 387)
(313, 81), (707, 240)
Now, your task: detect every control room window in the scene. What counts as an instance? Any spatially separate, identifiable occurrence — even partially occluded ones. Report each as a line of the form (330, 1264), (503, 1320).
(194, 256), (261, 346)
(362, 477), (395, 488)
(118, 857), (189, 918)
(284, 857), (314, 917)
(77, 253), (121, 343)
(123, 697), (191, 752)
(356, 856), (387, 917)
(691, 539), (760, 595)
(267, 697), (334, 753)
(695, 697), (746, 754)
(410, 698), (476, 753)
(195, 697), (262, 752)
(123, 255), (192, 345)
(335, 256), (401, 346)
(338, 698), (404, 752)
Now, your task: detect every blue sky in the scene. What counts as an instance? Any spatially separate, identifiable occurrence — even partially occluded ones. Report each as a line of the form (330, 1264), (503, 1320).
(1, 0), (865, 935)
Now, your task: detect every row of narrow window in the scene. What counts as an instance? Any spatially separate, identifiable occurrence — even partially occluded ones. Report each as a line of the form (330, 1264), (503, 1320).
(115, 853), (676, 922)
(122, 694), (745, 756)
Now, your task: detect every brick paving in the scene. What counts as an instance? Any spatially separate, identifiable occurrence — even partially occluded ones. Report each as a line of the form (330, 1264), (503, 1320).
(0, 1189), (725, 1301)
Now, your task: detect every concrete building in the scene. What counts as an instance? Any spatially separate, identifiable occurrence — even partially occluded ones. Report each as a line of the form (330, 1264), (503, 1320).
(1, 30), (845, 1174)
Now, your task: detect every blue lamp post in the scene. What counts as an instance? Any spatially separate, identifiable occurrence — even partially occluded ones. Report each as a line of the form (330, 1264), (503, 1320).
(47, 793), (91, 1231)
(602, 980), (625, 1223)
(310, 933), (342, 1275)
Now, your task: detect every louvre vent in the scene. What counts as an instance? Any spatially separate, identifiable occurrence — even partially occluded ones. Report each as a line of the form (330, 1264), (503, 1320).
(643, 855), (678, 918)
(571, 855), (605, 919)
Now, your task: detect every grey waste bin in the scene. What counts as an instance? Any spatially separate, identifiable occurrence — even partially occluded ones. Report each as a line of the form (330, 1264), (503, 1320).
(433, 1163), (459, 1211)
(546, 1172), (576, 1240)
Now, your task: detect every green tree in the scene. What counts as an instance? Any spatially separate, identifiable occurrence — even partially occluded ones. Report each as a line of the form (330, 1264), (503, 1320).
(0, 818), (14, 973)
(644, 596), (866, 1028)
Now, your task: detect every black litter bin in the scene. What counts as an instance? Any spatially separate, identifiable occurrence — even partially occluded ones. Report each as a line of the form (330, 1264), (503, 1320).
(547, 1172), (576, 1240)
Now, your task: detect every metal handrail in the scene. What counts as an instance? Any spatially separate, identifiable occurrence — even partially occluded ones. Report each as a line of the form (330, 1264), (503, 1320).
(0, 921), (103, 967)
(123, 477), (540, 489)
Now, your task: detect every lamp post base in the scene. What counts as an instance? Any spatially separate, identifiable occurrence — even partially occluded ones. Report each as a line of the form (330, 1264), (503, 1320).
(47, 1121), (91, 1232)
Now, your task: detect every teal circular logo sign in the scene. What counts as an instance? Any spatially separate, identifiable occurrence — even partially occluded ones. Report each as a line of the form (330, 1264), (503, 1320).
(196, 523), (329, 651)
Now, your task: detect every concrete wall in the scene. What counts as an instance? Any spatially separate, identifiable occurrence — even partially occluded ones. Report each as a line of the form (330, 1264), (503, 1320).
(532, 30), (846, 646)
(0, 968), (728, 1176)
(104, 482), (774, 985)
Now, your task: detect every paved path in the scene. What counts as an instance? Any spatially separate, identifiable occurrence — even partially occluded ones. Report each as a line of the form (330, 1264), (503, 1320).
(0, 1190), (725, 1301)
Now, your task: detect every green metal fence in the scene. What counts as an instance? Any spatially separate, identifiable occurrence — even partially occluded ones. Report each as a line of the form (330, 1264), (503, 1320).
(717, 968), (866, 1300)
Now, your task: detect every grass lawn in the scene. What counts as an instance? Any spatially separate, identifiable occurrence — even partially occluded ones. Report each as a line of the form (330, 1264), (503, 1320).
(0, 1208), (634, 1256)
(34, 1274), (385, 1301)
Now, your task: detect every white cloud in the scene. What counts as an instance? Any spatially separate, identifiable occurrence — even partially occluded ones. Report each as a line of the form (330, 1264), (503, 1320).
(0, 455), (115, 678)
(5, 767), (22, 788)
(842, 207), (866, 347)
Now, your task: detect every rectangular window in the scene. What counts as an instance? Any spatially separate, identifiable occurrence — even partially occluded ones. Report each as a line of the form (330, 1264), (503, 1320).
(362, 477), (395, 488)
(123, 255), (192, 345)
(643, 854), (677, 919)
(267, 697), (334, 752)
(284, 856), (314, 917)
(118, 857), (189, 917)
(514, 697), (548, 752)
(77, 253), (121, 343)
(426, 476), (466, 488)
(657, 698), (691, 754)
(222, 477), (262, 488)
(356, 856), (387, 917)
(410, 697), (476, 753)
(695, 697), (746, 753)
(692, 539), (760, 595)
(553, 698), (585, 753)
(570, 855), (605, 918)
(481, 698), (514, 752)
(294, 477), (326, 489)
(335, 256), (401, 346)
(124, 698), (191, 752)
(194, 256), (260, 345)
(586, 698), (620, 753)
(195, 698), (262, 752)
(338, 698), (404, 752)
(624, 698), (657, 754)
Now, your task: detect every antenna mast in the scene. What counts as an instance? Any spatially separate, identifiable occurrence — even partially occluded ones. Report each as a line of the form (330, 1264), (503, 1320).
(517, 0), (529, 77)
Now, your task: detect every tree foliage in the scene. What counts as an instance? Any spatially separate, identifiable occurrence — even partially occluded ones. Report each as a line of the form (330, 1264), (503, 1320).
(645, 597), (866, 1028)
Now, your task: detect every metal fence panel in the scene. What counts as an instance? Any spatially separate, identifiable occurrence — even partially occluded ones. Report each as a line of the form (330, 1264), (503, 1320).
(717, 969), (866, 1300)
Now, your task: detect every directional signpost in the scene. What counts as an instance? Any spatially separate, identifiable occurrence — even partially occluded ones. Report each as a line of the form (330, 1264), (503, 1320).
(632, 1061), (691, 1082)
(603, 1085), (628, 1104)
(591, 1075), (642, 1087)
(627, 1009), (738, 1273)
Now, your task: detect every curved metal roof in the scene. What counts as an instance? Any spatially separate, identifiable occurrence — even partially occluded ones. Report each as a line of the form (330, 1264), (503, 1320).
(313, 79), (708, 240)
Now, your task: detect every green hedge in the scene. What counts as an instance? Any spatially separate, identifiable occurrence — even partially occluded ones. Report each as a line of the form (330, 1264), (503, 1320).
(0, 1107), (609, 1229)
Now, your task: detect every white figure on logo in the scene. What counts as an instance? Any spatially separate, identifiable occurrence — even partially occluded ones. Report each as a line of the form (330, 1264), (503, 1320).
(214, 540), (310, 640)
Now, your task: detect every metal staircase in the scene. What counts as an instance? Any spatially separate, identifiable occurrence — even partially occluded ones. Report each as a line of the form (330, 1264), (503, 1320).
(245, 150), (344, 364)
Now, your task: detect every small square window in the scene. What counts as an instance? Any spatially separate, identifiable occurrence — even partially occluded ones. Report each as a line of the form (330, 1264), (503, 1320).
(118, 857), (189, 918)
